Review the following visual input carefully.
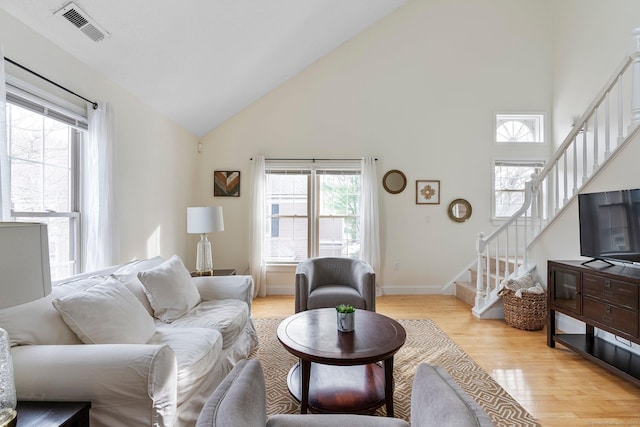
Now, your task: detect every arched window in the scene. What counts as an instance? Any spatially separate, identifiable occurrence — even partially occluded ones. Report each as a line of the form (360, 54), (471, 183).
(495, 114), (543, 143)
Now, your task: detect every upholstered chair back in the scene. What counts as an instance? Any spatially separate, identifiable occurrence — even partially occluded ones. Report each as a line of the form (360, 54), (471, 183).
(294, 257), (375, 313)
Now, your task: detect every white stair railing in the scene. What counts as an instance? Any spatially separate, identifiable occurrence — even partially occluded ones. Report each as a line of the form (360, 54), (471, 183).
(474, 28), (640, 313)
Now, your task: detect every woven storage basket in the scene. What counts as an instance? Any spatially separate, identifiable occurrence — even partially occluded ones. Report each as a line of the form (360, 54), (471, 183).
(500, 289), (547, 331)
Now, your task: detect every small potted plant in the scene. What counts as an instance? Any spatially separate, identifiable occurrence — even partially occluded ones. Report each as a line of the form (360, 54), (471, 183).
(336, 304), (356, 332)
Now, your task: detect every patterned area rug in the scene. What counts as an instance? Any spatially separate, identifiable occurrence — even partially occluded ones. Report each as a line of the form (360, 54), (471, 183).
(250, 318), (539, 426)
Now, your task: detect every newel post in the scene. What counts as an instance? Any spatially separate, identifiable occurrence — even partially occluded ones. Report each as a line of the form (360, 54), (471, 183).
(630, 28), (640, 127)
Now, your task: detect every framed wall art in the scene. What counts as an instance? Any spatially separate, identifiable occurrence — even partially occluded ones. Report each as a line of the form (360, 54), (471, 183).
(416, 180), (440, 205)
(214, 170), (240, 197)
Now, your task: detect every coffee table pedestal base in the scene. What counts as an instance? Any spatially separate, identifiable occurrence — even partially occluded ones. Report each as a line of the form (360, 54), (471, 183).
(287, 362), (388, 414)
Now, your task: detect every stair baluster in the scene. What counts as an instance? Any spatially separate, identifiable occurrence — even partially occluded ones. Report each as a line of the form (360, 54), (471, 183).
(471, 28), (640, 318)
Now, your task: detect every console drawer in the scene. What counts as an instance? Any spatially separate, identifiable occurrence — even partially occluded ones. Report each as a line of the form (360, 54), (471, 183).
(583, 273), (639, 309)
(583, 296), (639, 337)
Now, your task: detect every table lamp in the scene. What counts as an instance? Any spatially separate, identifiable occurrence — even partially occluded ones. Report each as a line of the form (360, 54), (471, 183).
(187, 206), (224, 274)
(0, 222), (52, 427)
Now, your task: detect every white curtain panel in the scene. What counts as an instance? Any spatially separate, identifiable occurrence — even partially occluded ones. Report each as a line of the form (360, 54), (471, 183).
(249, 155), (267, 297)
(83, 102), (118, 271)
(360, 156), (381, 294)
(0, 44), (10, 221)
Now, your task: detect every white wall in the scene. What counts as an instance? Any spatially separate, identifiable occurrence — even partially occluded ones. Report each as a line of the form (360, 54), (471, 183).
(531, 1), (640, 281)
(198, 0), (554, 294)
(551, 0), (640, 147)
(530, 1), (640, 353)
(0, 10), (200, 267)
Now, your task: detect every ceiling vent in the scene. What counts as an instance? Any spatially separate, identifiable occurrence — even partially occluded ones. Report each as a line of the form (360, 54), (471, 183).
(55, 2), (110, 42)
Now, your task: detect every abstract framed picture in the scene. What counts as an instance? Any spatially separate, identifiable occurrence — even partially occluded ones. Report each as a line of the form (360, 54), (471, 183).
(214, 171), (240, 197)
(416, 180), (440, 205)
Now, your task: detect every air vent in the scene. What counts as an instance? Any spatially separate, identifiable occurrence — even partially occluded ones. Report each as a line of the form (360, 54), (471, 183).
(54, 2), (109, 42)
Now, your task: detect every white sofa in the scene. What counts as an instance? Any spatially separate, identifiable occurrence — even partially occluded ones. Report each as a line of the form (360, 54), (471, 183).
(0, 255), (258, 427)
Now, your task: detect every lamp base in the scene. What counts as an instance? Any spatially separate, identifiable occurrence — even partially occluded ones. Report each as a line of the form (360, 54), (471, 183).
(0, 409), (16, 427)
(195, 233), (213, 274)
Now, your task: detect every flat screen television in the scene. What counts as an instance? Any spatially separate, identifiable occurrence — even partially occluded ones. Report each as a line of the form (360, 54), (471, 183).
(578, 188), (640, 265)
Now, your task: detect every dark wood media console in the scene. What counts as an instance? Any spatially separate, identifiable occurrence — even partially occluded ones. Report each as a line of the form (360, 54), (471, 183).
(548, 260), (640, 386)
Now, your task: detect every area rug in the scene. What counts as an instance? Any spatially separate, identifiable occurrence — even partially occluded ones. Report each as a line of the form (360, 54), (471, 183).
(250, 318), (539, 426)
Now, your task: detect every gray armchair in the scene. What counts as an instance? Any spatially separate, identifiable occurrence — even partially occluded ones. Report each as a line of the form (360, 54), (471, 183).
(195, 358), (494, 427)
(294, 257), (376, 313)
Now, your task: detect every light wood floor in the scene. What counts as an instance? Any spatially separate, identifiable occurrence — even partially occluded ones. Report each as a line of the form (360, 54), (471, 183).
(252, 295), (640, 426)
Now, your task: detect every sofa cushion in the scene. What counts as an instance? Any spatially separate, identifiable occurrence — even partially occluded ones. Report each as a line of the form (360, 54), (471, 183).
(56, 275), (108, 293)
(52, 278), (157, 344)
(411, 364), (494, 427)
(120, 277), (155, 316)
(307, 285), (365, 310)
(196, 358), (267, 427)
(111, 256), (166, 281)
(149, 327), (223, 403)
(162, 299), (250, 349)
(0, 277), (106, 347)
(109, 256), (165, 316)
(137, 255), (201, 322)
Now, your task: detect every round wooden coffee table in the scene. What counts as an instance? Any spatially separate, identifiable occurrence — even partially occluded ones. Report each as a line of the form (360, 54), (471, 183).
(276, 308), (406, 416)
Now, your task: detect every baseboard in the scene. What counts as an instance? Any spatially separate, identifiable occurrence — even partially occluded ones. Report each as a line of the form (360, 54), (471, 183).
(381, 285), (446, 295)
(266, 284), (448, 296)
(266, 286), (295, 296)
(472, 305), (504, 319)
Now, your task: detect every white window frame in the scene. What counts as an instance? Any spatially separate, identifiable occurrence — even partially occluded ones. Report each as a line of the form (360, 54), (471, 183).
(494, 113), (545, 144)
(5, 76), (86, 279)
(492, 159), (545, 220)
(491, 111), (549, 223)
(264, 159), (362, 264)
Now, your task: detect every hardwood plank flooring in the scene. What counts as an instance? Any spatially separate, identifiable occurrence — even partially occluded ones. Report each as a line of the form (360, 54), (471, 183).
(252, 295), (640, 426)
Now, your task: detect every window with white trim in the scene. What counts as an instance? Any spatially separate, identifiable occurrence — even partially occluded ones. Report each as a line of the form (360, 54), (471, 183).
(5, 82), (86, 280)
(495, 114), (544, 143)
(264, 161), (361, 263)
(493, 160), (544, 218)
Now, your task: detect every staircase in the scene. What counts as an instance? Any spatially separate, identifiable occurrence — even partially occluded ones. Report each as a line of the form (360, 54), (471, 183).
(455, 257), (523, 313)
(458, 28), (640, 318)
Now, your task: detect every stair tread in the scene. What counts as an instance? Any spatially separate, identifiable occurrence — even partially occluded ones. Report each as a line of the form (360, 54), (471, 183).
(455, 281), (476, 291)
(454, 281), (476, 307)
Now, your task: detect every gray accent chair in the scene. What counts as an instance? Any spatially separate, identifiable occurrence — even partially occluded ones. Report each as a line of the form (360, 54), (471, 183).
(195, 359), (494, 427)
(295, 257), (376, 313)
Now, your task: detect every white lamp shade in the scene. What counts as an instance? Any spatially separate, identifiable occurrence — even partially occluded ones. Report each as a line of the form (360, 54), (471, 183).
(187, 206), (224, 234)
(0, 222), (52, 309)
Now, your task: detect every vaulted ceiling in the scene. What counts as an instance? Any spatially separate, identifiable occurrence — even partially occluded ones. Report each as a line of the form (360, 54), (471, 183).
(0, 0), (406, 136)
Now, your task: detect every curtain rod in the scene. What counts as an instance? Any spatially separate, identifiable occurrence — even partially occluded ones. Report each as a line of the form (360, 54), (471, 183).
(250, 157), (377, 161)
(4, 57), (99, 110)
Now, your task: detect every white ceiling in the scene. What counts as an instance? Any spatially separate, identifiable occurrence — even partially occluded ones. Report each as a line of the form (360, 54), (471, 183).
(0, 0), (406, 137)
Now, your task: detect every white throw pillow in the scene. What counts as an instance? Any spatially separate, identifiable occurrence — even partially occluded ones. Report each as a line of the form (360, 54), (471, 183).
(111, 256), (165, 281)
(137, 255), (201, 322)
(119, 277), (154, 316)
(0, 283), (93, 346)
(52, 278), (157, 344)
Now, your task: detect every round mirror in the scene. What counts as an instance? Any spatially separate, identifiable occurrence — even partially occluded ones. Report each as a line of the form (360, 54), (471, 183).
(382, 170), (407, 194)
(448, 199), (472, 222)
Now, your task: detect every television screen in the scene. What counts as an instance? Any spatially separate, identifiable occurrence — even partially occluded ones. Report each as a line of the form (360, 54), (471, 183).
(578, 188), (640, 263)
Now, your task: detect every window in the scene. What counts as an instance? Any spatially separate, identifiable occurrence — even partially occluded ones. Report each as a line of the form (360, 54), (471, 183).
(5, 82), (86, 280)
(270, 204), (280, 237)
(492, 113), (547, 219)
(264, 161), (361, 263)
(493, 161), (544, 218)
(495, 114), (544, 143)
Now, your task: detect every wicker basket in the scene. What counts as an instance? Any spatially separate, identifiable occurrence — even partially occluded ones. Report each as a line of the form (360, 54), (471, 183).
(499, 289), (547, 331)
